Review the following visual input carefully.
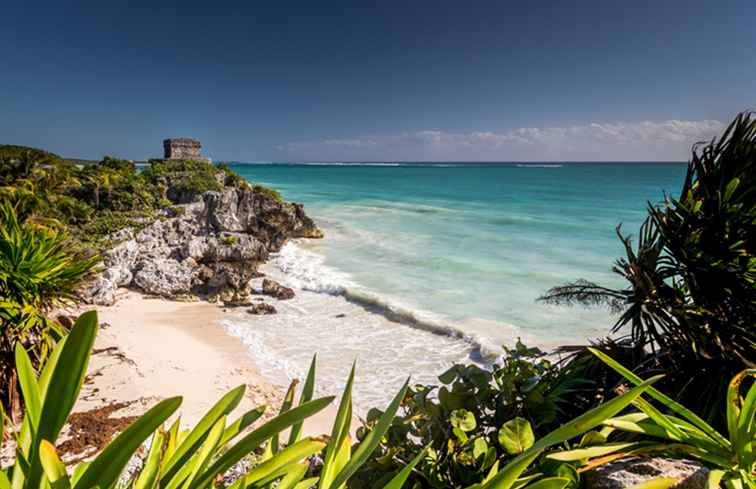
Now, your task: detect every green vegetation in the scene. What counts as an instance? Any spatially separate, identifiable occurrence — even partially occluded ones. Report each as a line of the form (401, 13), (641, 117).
(1, 312), (662, 489)
(549, 349), (756, 489)
(539, 111), (756, 427)
(0, 202), (96, 417)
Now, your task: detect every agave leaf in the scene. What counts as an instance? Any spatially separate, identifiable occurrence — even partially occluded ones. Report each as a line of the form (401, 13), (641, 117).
(732, 370), (756, 466)
(272, 380), (299, 454)
(523, 477), (570, 489)
(180, 416), (226, 489)
(589, 348), (729, 448)
(706, 470), (726, 489)
(626, 477), (680, 489)
(38, 441), (70, 489)
(547, 442), (642, 462)
(220, 406), (266, 447)
(161, 385), (246, 482)
(162, 417), (182, 467)
(189, 396), (334, 489)
(381, 446), (429, 489)
(134, 430), (165, 489)
(275, 463), (309, 489)
(319, 363), (356, 489)
(0, 471), (11, 489)
(14, 345), (41, 430)
(329, 378), (410, 489)
(294, 478), (320, 489)
(73, 396), (182, 489)
(632, 398), (685, 441)
(245, 438), (326, 486)
(25, 311), (98, 489)
(289, 355), (317, 446)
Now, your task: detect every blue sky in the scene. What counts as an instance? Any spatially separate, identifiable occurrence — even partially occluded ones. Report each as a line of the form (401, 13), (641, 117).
(1, 1), (754, 161)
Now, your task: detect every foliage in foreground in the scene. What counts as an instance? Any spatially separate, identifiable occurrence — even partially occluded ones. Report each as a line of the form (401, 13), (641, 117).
(539, 111), (756, 426)
(0, 311), (664, 489)
(549, 349), (756, 489)
(0, 202), (96, 416)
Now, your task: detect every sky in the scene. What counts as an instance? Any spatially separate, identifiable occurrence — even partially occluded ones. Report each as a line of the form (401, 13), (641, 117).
(1, 1), (754, 162)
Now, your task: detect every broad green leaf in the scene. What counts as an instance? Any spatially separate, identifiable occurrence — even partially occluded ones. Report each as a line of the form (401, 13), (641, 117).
(381, 446), (429, 489)
(547, 442), (642, 461)
(161, 385), (245, 482)
(320, 364), (356, 489)
(73, 396), (182, 489)
(26, 311), (98, 489)
(14, 345), (41, 429)
(524, 477), (570, 489)
(190, 396), (334, 489)
(294, 478), (320, 489)
(289, 355), (317, 446)
(498, 418), (535, 455)
(134, 430), (165, 489)
(162, 417), (182, 466)
(589, 348), (729, 448)
(626, 477), (680, 489)
(38, 441), (70, 489)
(245, 438), (326, 486)
(483, 375), (662, 489)
(451, 410), (477, 432)
(329, 378), (410, 489)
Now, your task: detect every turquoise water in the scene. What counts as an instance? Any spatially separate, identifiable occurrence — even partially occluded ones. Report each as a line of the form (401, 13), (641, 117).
(229, 163), (685, 350)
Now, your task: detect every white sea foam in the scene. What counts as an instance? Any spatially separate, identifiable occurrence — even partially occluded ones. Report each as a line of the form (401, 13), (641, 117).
(218, 242), (523, 412)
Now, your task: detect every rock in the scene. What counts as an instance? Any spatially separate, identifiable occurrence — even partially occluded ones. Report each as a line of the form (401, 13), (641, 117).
(223, 291), (253, 308)
(247, 303), (277, 315)
(584, 457), (709, 489)
(261, 279), (295, 300)
(80, 180), (321, 303)
(133, 259), (195, 297)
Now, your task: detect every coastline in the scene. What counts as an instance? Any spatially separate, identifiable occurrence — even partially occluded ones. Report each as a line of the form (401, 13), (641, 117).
(73, 291), (283, 427)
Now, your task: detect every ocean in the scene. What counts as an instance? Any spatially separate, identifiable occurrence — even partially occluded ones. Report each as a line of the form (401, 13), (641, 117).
(220, 162), (685, 411)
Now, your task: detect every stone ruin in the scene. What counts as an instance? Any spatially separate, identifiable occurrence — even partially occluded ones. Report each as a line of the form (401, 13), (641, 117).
(163, 138), (210, 162)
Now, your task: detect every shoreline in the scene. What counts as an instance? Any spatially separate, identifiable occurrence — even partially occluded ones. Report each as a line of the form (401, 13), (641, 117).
(74, 291), (283, 427)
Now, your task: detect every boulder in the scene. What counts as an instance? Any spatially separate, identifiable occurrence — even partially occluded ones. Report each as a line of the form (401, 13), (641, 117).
(261, 279), (295, 300)
(584, 457), (709, 489)
(133, 259), (195, 297)
(247, 303), (277, 315)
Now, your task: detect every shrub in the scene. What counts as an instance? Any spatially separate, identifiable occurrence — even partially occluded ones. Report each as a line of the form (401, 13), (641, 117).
(549, 349), (756, 489)
(355, 342), (594, 488)
(539, 111), (756, 428)
(0, 202), (97, 416)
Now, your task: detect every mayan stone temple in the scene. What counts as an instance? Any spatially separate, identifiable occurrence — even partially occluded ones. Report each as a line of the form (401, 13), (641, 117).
(163, 138), (210, 162)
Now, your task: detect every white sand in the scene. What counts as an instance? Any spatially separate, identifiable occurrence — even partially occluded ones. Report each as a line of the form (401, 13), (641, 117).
(72, 290), (344, 436)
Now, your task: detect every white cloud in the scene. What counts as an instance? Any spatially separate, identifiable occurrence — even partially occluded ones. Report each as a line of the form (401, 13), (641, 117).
(277, 118), (726, 161)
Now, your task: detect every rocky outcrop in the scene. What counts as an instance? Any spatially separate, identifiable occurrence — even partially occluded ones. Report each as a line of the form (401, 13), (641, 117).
(584, 457), (709, 489)
(80, 185), (321, 305)
(259, 279), (295, 300)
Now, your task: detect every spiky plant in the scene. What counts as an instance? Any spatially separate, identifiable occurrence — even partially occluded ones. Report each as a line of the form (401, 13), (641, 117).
(539, 111), (756, 426)
(0, 201), (97, 417)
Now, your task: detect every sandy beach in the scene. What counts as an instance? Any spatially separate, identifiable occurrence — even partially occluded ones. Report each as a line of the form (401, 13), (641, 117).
(73, 291), (282, 426)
